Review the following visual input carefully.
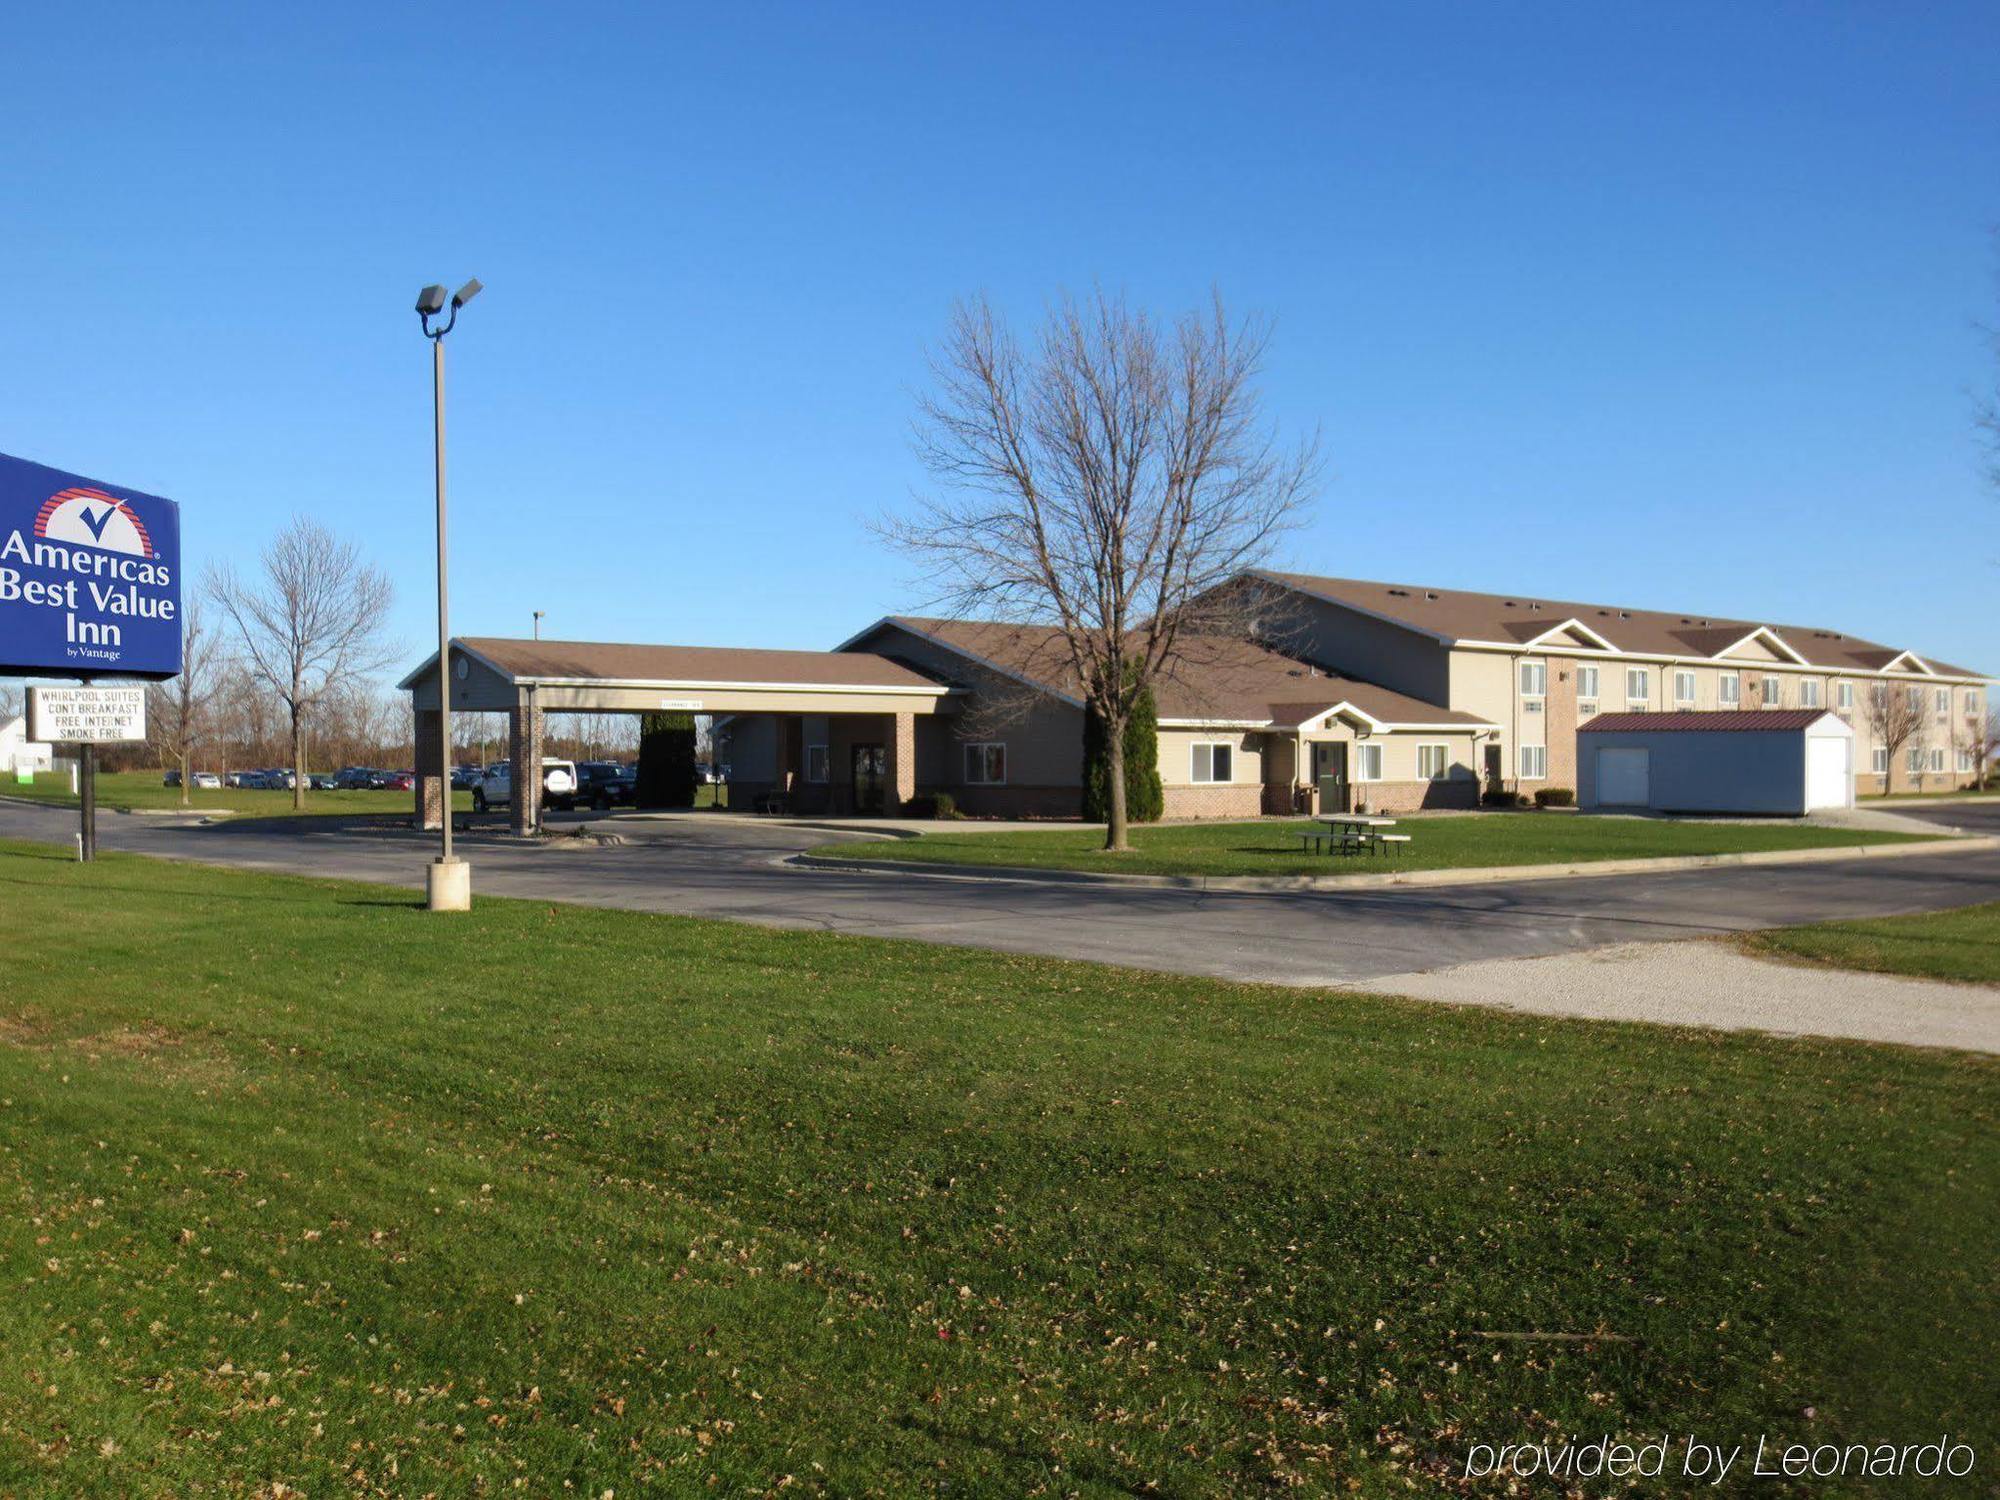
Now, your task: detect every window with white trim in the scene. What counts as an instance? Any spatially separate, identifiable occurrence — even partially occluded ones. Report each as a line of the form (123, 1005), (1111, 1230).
(1935, 688), (1950, 720)
(1907, 686), (1923, 711)
(1966, 691), (1982, 719)
(1959, 748), (1976, 773)
(804, 744), (829, 783)
(1762, 674), (1782, 707)
(1189, 742), (1234, 783)
(1518, 744), (1546, 780)
(1355, 743), (1383, 782)
(1718, 671), (1741, 706)
(1625, 667), (1649, 703)
(1575, 665), (1599, 702)
(963, 742), (1007, 785)
(1417, 743), (1449, 780)
(1837, 681), (1853, 710)
(1872, 747), (1888, 775)
(1906, 746), (1923, 774)
(1518, 659), (1546, 698)
(1929, 747), (1946, 773)
(1799, 679), (1821, 708)
(1674, 669), (1697, 704)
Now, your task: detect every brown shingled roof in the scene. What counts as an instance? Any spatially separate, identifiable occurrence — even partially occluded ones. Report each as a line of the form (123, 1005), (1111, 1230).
(455, 637), (949, 691)
(880, 617), (1493, 727)
(1580, 709), (1841, 733)
(1257, 571), (1988, 679)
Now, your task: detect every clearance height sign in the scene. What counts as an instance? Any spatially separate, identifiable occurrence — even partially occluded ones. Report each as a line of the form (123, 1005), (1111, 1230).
(0, 451), (183, 679)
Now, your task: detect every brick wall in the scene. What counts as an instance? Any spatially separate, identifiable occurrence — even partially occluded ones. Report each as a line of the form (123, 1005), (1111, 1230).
(1161, 783), (1265, 820)
(1547, 656), (1580, 791)
(1351, 778), (1479, 814)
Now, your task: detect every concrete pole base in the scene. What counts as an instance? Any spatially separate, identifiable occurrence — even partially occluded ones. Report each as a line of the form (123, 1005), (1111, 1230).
(426, 857), (471, 912)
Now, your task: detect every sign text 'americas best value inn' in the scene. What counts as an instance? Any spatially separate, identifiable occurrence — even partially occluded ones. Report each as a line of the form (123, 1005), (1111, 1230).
(0, 450), (183, 679)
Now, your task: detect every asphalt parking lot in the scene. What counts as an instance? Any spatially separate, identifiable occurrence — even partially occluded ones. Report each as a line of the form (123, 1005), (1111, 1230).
(5, 799), (1997, 988)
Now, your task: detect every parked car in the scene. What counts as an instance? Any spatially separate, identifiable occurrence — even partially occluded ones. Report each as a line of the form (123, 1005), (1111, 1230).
(574, 761), (637, 810)
(332, 767), (375, 790)
(224, 771), (248, 788)
(383, 772), (415, 791)
(309, 772), (337, 791)
(191, 771), (222, 790)
(472, 759), (578, 812)
(162, 769), (182, 787)
(450, 764), (482, 790)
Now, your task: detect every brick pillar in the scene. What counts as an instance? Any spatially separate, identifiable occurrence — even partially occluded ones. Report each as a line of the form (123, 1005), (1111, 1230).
(414, 707), (446, 830)
(509, 695), (543, 836)
(886, 711), (917, 815)
(775, 717), (802, 802)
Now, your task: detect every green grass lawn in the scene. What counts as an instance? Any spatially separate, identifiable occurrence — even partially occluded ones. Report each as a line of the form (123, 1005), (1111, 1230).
(2, 769), (469, 819)
(816, 812), (1935, 878)
(0, 842), (1994, 1495)
(1742, 900), (2000, 985)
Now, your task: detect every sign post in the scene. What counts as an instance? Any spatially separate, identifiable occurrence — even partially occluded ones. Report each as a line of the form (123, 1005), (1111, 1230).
(28, 684), (147, 861)
(2, 452), (182, 863)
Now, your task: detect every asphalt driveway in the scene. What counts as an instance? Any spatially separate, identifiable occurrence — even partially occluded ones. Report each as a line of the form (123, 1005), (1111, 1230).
(6, 799), (1998, 989)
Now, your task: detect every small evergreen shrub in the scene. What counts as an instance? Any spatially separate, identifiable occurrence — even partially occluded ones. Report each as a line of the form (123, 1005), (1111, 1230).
(1081, 676), (1163, 823)
(636, 712), (697, 808)
(1535, 787), (1576, 808)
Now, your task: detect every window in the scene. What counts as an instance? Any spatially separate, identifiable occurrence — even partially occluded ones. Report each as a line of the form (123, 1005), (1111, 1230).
(1907, 686), (1923, 712)
(1625, 667), (1649, 703)
(1906, 746), (1923, 774)
(1575, 665), (1599, 702)
(1930, 747), (1946, 773)
(1674, 669), (1697, 704)
(1799, 679), (1821, 708)
(963, 742), (1006, 785)
(1872, 747), (1888, 775)
(1190, 742), (1234, 783)
(1762, 675), (1782, 707)
(1718, 671), (1741, 706)
(1518, 744), (1546, 780)
(1959, 749), (1976, 773)
(1935, 688), (1950, 720)
(1417, 744), (1449, 780)
(1355, 743), (1383, 782)
(804, 744), (829, 783)
(1837, 681), (1853, 710)
(1519, 660), (1546, 697)
(1967, 691), (1983, 720)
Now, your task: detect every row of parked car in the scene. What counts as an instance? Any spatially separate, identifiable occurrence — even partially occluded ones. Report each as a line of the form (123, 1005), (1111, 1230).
(470, 759), (637, 812)
(162, 767), (415, 791)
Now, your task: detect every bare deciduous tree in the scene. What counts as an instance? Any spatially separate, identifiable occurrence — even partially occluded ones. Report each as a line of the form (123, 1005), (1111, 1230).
(887, 289), (1317, 850)
(146, 600), (223, 807)
(1864, 682), (1924, 796)
(208, 517), (396, 810)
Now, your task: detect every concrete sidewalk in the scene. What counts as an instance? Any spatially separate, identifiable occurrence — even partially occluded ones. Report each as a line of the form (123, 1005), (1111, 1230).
(1351, 940), (2000, 1054)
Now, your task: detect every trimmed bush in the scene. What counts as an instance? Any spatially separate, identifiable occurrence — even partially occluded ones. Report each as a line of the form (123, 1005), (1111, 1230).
(1082, 677), (1163, 823)
(931, 791), (959, 820)
(636, 712), (697, 808)
(1535, 787), (1576, 808)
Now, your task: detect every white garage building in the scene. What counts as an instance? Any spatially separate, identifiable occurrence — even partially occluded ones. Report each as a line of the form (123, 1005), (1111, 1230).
(1578, 710), (1855, 816)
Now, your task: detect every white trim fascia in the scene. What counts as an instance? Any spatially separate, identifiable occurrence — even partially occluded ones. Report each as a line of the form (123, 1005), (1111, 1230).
(1517, 617), (1621, 653)
(1242, 569), (1460, 645)
(396, 639), (518, 691)
(1880, 650), (1936, 676)
(510, 675), (958, 697)
(1451, 636), (1986, 683)
(1709, 625), (1811, 666)
(840, 617), (1087, 709)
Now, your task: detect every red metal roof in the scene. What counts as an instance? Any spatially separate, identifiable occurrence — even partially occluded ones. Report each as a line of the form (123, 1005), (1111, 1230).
(1579, 709), (1841, 734)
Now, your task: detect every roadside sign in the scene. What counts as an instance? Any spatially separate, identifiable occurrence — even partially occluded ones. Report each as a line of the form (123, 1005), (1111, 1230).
(28, 685), (147, 744)
(0, 451), (183, 679)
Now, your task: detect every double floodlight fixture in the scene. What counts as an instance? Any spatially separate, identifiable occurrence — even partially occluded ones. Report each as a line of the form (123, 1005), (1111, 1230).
(416, 278), (483, 338)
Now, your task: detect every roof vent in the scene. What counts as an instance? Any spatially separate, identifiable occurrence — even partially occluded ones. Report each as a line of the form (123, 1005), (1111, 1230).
(1425, 590), (1439, 600)
(1503, 600), (1517, 608)
(1619, 611), (1631, 619)
(1386, 587), (1409, 597)
(1597, 609), (1609, 616)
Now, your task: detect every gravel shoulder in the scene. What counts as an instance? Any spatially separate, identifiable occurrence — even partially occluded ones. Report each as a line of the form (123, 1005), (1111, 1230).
(1348, 938), (2000, 1054)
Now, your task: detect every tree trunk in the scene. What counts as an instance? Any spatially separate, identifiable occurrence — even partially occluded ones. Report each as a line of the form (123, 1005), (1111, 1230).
(291, 699), (307, 811)
(178, 746), (191, 810)
(1104, 716), (1130, 852)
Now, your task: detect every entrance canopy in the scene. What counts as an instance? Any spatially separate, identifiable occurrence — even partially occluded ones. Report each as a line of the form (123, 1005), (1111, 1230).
(399, 637), (960, 717)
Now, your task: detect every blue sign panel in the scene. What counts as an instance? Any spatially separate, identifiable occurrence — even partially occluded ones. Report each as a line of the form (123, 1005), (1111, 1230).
(0, 451), (183, 680)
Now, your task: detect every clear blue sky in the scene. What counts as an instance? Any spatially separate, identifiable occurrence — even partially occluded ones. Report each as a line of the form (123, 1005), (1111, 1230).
(4, 2), (1996, 678)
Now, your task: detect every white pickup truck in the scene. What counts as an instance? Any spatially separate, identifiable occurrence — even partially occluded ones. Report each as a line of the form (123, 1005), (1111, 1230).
(472, 759), (579, 813)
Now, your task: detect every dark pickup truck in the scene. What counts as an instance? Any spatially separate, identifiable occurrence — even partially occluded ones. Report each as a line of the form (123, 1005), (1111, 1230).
(573, 761), (637, 811)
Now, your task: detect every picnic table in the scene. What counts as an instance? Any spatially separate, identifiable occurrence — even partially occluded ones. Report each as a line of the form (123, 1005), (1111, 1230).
(1296, 813), (1411, 857)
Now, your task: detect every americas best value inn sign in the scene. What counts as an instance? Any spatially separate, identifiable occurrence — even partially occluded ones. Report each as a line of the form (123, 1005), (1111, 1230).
(0, 450), (183, 680)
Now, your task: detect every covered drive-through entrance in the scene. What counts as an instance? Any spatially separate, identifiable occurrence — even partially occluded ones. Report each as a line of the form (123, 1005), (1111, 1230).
(399, 637), (958, 833)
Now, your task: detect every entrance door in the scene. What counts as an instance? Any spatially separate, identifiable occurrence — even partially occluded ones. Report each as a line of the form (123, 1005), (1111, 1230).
(1806, 735), (1851, 810)
(851, 744), (886, 814)
(1595, 746), (1650, 807)
(1313, 742), (1348, 813)
(1482, 743), (1503, 793)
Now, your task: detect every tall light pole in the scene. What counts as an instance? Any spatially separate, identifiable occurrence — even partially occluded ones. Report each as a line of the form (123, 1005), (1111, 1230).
(417, 277), (481, 912)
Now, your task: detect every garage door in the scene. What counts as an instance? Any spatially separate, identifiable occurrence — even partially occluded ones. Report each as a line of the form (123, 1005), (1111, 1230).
(1806, 736), (1850, 810)
(1596, 747), (1650, 807)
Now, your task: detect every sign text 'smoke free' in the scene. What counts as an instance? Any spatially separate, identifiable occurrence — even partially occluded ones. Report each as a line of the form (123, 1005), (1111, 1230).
(27, 685), (146, 744)
(0, 451), (183, 679)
